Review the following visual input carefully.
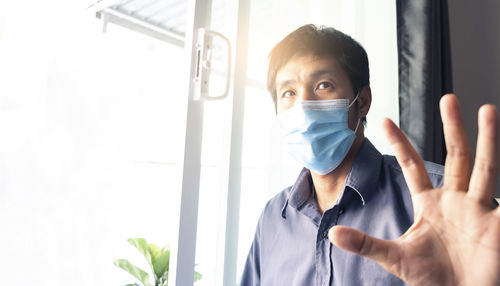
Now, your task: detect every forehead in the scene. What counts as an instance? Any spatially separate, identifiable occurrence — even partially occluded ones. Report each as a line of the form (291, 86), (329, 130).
(275, 54), (349, 85)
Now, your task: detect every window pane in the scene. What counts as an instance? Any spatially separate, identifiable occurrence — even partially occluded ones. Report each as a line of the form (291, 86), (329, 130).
(236, 0), (398, 281)
(0, 2), (186, 285)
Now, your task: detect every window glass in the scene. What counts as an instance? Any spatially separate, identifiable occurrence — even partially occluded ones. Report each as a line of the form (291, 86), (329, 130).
(0, 2), (186, 285)
(236, 0), (398, 281)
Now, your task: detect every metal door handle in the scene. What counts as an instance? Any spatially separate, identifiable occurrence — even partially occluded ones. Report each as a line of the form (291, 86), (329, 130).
(193, 28), (232, 101)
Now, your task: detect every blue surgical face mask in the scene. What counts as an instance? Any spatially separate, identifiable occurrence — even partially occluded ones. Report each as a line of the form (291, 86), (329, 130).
(277, 95), (360, 175)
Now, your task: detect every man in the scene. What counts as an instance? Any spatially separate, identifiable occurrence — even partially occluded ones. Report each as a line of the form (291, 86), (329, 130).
(241, 25), (499, 285)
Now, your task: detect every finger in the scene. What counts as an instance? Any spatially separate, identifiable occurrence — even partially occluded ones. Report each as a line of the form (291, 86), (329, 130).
(440, 94), (471, 191)
(468, 104), (499, 205)
(382, 118), (433, 194)
(329, 226), (402, 276)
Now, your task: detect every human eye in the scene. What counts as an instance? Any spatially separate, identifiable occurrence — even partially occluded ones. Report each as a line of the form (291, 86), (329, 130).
(316, 81), (333, 90)
(281, 90), (295, 98)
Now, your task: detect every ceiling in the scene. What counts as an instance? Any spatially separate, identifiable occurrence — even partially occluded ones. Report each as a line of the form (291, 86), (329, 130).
(92, 0), (188, 47)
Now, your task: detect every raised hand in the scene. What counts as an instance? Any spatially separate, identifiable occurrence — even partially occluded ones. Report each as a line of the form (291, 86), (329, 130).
(328, 94), (500, 285)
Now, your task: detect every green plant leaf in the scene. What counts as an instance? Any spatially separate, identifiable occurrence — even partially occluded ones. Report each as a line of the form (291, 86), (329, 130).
(128, 238), (153, 266)
(152, 248), (170, 279)
(194, 271), (203, 282)
(160, 269), (169, 283)
(128, 237), (156, 281)
(124, 284), (140, 286)
(148, 243), (161, 261)
(114, 259), (153, 286)
(147, 243), (161, 283)
(147, 242), (167, 283)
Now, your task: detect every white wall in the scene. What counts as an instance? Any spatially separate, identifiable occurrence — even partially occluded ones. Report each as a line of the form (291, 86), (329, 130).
(448, 1), (500, 197)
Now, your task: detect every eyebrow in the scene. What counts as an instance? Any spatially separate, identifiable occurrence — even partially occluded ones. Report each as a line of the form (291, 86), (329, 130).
(310, 69), (337, 79)
(276, 69), (338, 91)
(276, 79), (296, 91)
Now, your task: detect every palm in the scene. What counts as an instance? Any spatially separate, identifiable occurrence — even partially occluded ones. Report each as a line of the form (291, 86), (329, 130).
(397, 191), (499, 285)
(329, 94), (500, 286)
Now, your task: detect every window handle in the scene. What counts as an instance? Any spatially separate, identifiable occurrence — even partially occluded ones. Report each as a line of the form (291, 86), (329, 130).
(193, 28), (232, 101)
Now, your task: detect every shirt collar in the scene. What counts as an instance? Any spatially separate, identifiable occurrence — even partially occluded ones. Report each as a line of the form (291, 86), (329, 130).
(288, 167), (314, 209)
(282, 138), (382, 216)
(344, 139), (382, 205)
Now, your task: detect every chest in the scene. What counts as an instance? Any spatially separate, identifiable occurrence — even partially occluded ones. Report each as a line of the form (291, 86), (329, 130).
(259, 203), (410, 286)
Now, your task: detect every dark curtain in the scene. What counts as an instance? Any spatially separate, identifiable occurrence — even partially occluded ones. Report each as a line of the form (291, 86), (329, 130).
(396, 0), (453, 164)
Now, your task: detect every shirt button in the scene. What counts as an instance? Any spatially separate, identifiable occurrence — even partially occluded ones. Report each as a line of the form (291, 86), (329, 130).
(322, 231), (328, 239)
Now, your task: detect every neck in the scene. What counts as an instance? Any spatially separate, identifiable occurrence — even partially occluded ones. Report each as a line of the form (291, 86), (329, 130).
(311, 136), (365, 215)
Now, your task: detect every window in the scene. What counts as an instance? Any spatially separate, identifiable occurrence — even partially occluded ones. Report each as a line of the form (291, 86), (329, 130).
(0, 2), (186, 284)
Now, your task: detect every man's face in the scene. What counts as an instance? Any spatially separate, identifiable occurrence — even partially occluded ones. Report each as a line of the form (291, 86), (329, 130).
(275, 54), (360, 130)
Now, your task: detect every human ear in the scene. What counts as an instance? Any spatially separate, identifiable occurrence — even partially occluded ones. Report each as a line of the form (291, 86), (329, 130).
(358, 86), (372, 117)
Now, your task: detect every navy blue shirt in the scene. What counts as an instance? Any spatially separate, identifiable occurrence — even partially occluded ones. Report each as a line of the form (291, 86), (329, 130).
(241, 139), (444, 286)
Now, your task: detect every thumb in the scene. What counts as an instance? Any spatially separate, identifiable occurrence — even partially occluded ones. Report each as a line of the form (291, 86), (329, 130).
(328, 226), (402, 274)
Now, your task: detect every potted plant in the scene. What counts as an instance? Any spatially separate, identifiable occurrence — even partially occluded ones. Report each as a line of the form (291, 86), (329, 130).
(114, 238), (202, 286)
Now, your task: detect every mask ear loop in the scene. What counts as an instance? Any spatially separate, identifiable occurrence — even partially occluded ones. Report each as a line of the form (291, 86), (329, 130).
(348, 90), (361, 108)
(353, 118), (361, 133)
(349, 90), (362, 133)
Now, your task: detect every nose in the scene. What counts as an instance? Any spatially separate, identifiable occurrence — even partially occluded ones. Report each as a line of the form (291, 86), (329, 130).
(298, 87), (317, 101)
